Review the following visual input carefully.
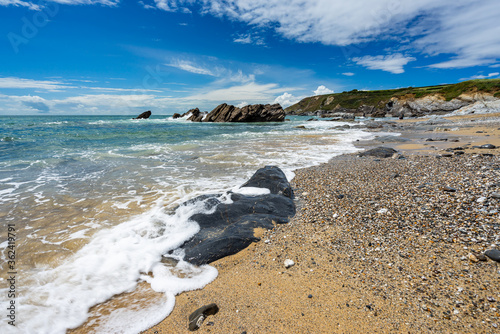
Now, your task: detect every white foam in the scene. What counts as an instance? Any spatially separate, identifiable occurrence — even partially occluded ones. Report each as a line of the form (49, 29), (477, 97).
(232, 186), (271, 196)
(0, 197), (219, 334)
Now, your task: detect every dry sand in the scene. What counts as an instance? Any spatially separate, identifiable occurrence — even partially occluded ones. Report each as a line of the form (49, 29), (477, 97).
(141, 113), (500, 334)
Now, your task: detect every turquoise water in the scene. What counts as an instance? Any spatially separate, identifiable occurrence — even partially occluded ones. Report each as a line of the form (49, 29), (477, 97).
(0, 115), (375, 334)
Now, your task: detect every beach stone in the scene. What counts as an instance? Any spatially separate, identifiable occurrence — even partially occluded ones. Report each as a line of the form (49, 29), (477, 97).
(188, 303), (219, 331)
(284, 259), (295, 268)
(468, 253), (479, 263)
(484, 249), (500, 263)
(441, 186), (457, 192)
(479, 144), (496, 149)
(133, 110), (151, 119)
(180, 166), (295, 265)
(359, 147), (397, 158)
(491, 193), (500, 199)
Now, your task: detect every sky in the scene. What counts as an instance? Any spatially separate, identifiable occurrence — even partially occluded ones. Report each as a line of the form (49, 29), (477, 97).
(0, 0), (499, 115)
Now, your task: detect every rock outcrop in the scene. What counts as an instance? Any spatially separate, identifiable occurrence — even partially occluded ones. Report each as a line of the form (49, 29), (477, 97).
(133, 110), (151, 119)
(179, 166), (295, 265)
(197, 103), (285, 123)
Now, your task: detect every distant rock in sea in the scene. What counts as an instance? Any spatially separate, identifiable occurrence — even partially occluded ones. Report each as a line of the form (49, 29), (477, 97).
(133, 110), (151, 119)
(182, 103), (286, 123)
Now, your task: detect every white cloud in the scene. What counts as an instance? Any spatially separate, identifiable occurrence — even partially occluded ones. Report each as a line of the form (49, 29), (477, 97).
(0, 0), (41, 10)
(0, 0), (120, 8)
(273, 92), (301, 108)
(342, 72), (355, 76)
(236, 101), (249, 108)
(353, 54), (416, 74)
(460, 72), (500, 81)
(153, 1), (500, 69)
(0, 77), (74, 90)
(166, 60), (215, 76)
(313, 85), (333, 95)
(233, 33), (265, 46)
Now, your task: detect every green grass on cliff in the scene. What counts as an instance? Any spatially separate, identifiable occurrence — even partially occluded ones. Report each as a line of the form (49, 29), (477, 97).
(285, 79), (500, 114)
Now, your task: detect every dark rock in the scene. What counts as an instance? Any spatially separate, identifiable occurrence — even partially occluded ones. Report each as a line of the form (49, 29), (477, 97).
(295, 125), (307, 129)
(188, 303), (219, 331)
(202, 103), (285, 122)
(479, 144), (496, 149)
(180, 166), (295, 265)
(454, 151), (465, 155)
(484, 249), (500, 263)
(359, 147), (397, 158)
(374, 136), (411, 143)
(308, 294), (313, 298)
(426, 138), (448, 142)
(172, 113), (182, 119)
(441, 186), (457, 192)
(240, 166), (294, 198)
(133, 110), (151, 119)
(491, 193), (500, 199)
(186, 108), (204, 122)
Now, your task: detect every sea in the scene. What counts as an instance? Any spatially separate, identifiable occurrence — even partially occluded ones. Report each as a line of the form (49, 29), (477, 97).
(0, 114), (377, 333)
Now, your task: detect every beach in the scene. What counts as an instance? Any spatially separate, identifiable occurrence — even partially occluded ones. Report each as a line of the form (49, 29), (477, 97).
(144, 113), (500, 333)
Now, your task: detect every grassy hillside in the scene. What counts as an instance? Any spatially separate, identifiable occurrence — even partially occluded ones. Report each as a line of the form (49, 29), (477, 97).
(285, 79), (500, 114)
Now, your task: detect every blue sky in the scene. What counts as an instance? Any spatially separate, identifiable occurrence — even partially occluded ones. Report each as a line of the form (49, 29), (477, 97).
(1, 0), (500, 115)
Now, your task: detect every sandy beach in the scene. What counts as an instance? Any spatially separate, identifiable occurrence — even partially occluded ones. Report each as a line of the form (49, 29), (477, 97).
(143, 113), (500, 334)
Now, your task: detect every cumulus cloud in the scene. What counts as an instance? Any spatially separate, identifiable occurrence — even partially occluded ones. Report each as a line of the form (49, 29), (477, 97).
(0, 0), (41, 10)
(352, 54), (416, 74)
(313, 85), (333, 95)
(274, 92), (301, 108)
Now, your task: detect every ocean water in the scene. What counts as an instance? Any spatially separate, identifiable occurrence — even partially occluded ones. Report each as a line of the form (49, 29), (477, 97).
(0, 115), (376, 333)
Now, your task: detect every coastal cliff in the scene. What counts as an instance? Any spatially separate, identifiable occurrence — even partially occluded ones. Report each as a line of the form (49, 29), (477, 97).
(286, 79), (500, 117)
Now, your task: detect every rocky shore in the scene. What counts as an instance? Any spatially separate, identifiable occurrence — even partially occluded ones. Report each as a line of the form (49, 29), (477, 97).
(144, 113), (500, 334)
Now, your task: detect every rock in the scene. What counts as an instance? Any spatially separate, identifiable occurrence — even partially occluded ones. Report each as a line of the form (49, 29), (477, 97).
(284, 259), (295, 268)
(484, 249), (500, 262)
(172, 113), (182, 119)
(375, 135), (411, 143)
(295, 125), (307, 129)
(188, 303), (219, 331)
(468, 253), (479, 263)
(491, 193), (500, 199)
(133, 110), (151, 119)
(202, 103), (285, 122)
(359, 147), (398, 158)
(186, 108), (204, 122)
(479, 144), (496, 149)
(180, 166), (295, 265)
(441, 186), (457, 192)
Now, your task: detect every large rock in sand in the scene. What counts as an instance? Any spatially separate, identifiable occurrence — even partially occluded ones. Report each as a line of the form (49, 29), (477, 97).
(179, 166), (295, 265)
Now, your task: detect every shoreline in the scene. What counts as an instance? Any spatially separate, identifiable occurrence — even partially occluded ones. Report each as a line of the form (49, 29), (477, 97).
(143, 113), (500, 333)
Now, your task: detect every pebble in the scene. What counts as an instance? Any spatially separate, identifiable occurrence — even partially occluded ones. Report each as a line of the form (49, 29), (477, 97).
(284, 259), (295, 268)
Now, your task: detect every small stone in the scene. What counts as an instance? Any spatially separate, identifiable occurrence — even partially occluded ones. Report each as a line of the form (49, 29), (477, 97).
(188, 304), (219, 331)
(284, 259), (295, 268)
(487, 296), (496, 302)
(441, 186), (457, 192)
(308, 294), (313, 298)
(337, 194), (345, 199)
(477, 197), (487, 203)
(479, 144), (496, 149)
(491, 193), (500, 199)
(485, 249), (500, 262)
(468, 253), (479, 263)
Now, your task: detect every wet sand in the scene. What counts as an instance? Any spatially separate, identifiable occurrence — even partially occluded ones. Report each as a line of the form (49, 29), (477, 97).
(143, 113), (500, 334)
